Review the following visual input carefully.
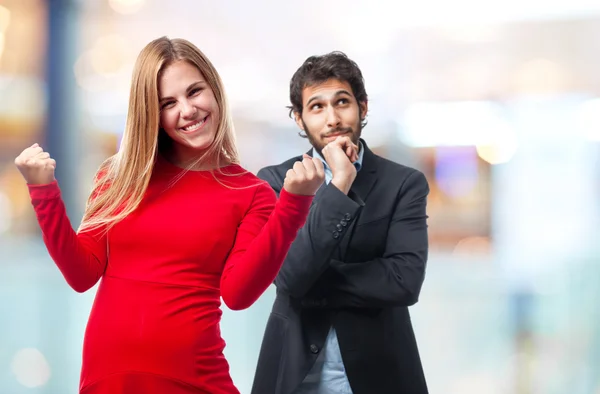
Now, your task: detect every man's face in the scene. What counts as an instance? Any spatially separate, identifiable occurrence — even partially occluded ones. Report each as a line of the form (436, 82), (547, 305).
(295, 78), (367, 156)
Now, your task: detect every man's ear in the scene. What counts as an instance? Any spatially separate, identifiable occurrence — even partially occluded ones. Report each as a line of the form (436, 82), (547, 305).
(359, 101), (369, 121)
(294, 111), (304, 131)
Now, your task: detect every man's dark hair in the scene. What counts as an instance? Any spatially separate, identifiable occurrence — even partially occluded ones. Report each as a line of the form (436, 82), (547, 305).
(288, 51), (368, 128)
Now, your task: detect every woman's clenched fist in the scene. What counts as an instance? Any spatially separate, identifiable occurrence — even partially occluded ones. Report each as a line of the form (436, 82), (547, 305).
(14, 143), (57, 185)
(283, 154), (325, 196)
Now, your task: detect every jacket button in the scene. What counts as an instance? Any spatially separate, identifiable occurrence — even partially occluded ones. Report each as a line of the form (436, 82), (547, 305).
(336, 224), (343, 231)
(332, 231), (340, 239)
(310, 344), (319, 354)
(302, 299), (319, 307)
(344, 213), (352, 220)
(340, 220), (348, 227)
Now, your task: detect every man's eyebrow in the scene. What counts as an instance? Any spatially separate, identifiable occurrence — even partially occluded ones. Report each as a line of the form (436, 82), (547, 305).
(306, 90), (352, 107)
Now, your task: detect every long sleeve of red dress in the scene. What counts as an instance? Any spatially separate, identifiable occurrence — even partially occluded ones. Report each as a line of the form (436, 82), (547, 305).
(219, 181), (311, 310)
(26, 159), (313, 394)
(29, 181), (108, 292)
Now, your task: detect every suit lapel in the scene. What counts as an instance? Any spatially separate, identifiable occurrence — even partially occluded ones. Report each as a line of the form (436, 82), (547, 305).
(349, 168), (377, 203)
(338, 141), (378, 260)
(350, 141), (378, 202)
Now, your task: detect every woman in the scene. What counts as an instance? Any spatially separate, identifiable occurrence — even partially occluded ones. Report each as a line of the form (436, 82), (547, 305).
(14, 37), (325, 394)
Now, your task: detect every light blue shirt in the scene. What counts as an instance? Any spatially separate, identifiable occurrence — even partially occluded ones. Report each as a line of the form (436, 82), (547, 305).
(294, 141), (364, 394)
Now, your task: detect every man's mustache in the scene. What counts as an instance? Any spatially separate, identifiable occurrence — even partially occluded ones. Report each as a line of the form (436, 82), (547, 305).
(323, 127), (353, 137)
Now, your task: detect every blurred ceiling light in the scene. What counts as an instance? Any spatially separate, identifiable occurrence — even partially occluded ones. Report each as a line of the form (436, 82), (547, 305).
(74, 35), (132, 92)
(475, 127), (519, 165)
(400, 101), (517, 162)
(90, 35), (129, 76)
(10, 348), (51, 388)
(513, 58), (570, 95)
(109, 0), (145, 15)
(0, 5), (10, 33)
(577, 98), (600, 142)
(476, 143), (517, 165)
(435, 147), (479, 198)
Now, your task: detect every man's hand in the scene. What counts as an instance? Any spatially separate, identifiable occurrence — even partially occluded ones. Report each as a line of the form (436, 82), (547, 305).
(322, 136), (358, 195)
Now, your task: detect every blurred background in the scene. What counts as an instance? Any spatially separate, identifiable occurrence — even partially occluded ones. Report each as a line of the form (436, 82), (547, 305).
(1, 0), (599, 393)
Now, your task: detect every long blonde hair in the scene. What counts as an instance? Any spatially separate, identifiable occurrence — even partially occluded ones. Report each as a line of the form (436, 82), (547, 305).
(79, 37), (239, 233)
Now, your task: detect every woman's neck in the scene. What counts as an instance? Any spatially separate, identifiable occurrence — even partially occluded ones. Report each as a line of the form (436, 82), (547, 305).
(161, 146), (227, 171)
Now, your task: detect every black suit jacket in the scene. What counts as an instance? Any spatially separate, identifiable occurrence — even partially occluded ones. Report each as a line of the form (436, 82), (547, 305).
(251, 140), (430, 394)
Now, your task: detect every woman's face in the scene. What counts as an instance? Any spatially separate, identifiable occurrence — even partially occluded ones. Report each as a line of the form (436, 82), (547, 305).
(158, 60), (220, 163)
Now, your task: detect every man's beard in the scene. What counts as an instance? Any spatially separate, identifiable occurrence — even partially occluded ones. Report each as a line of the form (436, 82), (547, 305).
(302, 120), (362, 158)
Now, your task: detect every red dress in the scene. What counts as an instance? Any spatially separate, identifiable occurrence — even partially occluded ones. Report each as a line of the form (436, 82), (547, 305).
(27, 156), (312, 394)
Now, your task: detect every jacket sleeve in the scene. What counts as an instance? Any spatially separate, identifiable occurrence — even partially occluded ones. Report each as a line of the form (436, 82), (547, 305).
(257, 167), (363, 298)
(302, 170), (429, 308)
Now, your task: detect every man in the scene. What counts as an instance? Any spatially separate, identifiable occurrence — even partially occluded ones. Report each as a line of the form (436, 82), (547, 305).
(251, 52), (430, 394)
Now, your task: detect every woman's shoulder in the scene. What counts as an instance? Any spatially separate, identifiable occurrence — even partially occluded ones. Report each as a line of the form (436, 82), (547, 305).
(219, 164), (267, 186)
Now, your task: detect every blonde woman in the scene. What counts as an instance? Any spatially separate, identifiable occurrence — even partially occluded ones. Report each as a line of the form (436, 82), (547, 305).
(14, 37), (325, 394)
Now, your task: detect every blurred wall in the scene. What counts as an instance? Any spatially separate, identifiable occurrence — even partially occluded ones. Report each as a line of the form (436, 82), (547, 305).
(0, 1), (599, 393)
